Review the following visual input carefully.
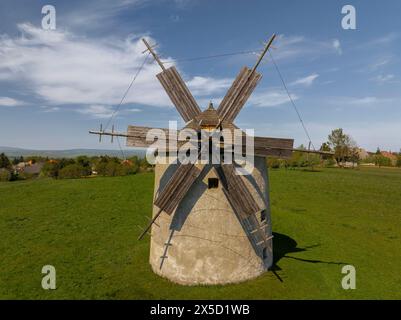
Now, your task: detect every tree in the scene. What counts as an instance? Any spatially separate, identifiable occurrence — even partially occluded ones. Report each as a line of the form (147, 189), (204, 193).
(375, 155), (391, 168)
(12, 156), (24, 165)
(41, 161), (59, 178)
(319, 142), (332, 160)
(396, 154), (401, 168)
(59, 164), (87, 179)
(267, 157), (280, 169)
(0, 168), (11, 181)
(327, 128), (358, 167)
(347, 138), (360, 167)
(306, 153), (321, 169)
(0, 153), (11, 169)
(94, 156), (118, 176)
(76, 156), (92, 176)
(327, 129), (347, 165)
(139, 157), (152, 171)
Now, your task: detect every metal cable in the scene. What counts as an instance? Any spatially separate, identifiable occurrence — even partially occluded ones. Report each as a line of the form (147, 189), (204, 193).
(116, 136), (126, 160)
(161, 49), (260, 64)
(268, 50), (316, 151)
(104, 52), (151, 131)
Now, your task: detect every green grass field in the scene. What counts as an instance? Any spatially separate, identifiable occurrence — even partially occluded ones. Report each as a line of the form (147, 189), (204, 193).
(1, 167), (400, 299)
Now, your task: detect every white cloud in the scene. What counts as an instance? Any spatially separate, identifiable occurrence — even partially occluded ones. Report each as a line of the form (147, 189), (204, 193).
(0, 97), (25, 107)
(347, 96), (387, 105)
(271, 34), (343, 61)
(187, 76), (232, 96)
(74, 104), (142, 118)
(249, 89), (298, 107)
(332, 39), (342, 55)
(348, 97), (379, 105)
(290, 73), (319, 87)
(330, 96), (393, 106)
(0, 23), (230, 116)
(368, 57), (391, 71)
(126, 108), (142, 112)
(60, 0), (146, 31)
(78, 105), (114, 119)
(372, 74), (396, 84)
(40, 106), (61, 113)
(364, 33), (398, 47)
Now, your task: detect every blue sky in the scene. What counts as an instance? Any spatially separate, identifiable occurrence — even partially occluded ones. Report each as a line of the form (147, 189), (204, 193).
(0, 0), (400, 151)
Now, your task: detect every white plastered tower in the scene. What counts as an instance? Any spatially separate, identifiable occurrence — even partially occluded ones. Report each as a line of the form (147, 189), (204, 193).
(149, 156), (272, 285)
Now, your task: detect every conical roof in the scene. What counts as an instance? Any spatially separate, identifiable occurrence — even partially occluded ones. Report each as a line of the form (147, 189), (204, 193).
(184, 102), (237, 131)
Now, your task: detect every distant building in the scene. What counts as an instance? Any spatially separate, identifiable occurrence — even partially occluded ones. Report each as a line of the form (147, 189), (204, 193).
(23, 163), (44, 174)
(14, 162), (26, 172)
(13, 162), (44, 175)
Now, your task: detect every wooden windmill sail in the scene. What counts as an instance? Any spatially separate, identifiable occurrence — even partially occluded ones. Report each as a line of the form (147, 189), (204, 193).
(90, 34), (332, 285)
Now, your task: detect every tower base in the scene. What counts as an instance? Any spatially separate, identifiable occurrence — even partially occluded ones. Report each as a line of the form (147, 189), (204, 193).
(149, 157), (272, 285)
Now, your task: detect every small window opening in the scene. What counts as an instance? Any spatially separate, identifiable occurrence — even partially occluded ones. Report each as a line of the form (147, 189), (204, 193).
(261, 209), (266, 222)
(208, 178), (219, 189)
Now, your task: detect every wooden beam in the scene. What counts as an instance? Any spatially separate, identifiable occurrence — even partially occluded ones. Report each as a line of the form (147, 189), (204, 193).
(142, 38), (165, 71)
(251, 34), (276, 74)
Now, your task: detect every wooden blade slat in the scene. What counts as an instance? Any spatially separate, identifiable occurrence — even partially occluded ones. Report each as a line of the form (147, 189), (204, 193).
(126, 125), (171, 148)
(217, 164), (262, 218)
(154, 164), (203, 215)
(217, 67), (262, 123)
(157, 66), (201, 122)
(218, 67), (247, 120)
(225, 133), (294, 158)
(126, 125), (199, 151)
(251, 136), (294, 158)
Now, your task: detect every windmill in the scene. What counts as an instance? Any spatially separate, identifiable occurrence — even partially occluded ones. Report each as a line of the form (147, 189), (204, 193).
(90, 34), (332, 285)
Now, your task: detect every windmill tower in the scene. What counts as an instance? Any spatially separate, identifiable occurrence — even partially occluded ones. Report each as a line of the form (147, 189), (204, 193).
(90, 34), (330, 285)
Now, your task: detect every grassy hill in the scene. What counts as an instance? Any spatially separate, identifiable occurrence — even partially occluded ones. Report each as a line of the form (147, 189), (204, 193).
(0, 167), (400, 299)
(0, 146), (146, 158)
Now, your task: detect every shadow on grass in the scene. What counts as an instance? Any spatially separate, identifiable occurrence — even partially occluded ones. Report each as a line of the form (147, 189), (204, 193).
(270, 232), (347, 282)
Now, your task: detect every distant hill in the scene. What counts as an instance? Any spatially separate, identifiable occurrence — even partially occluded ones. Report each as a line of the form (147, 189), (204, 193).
(0, 146), (146, 158)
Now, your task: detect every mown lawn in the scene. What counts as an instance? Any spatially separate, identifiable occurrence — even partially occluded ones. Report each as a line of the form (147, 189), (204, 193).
(0, 167), (400, 299)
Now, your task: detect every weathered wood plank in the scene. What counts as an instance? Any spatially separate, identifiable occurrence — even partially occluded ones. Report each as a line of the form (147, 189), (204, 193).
(252, 136), (294, 158)
(217, 164), (262, 218)
(154, 164), (203, 215)
(217, 67), (262, 123)
(126, 125), (172, 148)
(157, 66), (201, 122)
(219, 134), (294, 158)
